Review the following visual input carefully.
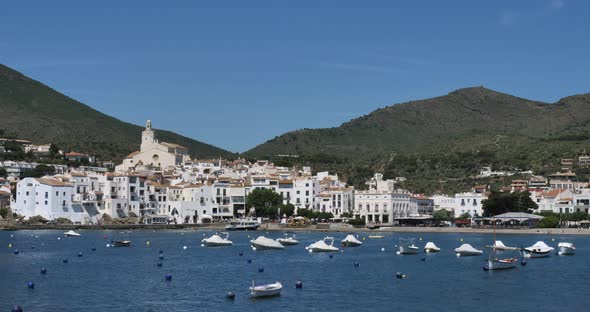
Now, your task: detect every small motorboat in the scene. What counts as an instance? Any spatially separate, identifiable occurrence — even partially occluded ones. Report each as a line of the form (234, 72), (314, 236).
(111, 240), (131, 247)
(524, 241), (554, 258)
(484, 257), (519, 271)
(202, 232), (233, 247)
(249, 281), (282, 298)
(306, 236), (339, 252)
(225, 219), (260, 231)
(455, 244), (483, 256)
(341, 234), (363, 247)
(484, 240), (518, 251)
(367, 223), (380, 230)
(398, 238), (419, 254)
(251, 236), (285, 250)
(275, 233), (299, 246)
(557, 242), (575, 256)
(368, 235), (385, 239)
(64, 230), (81, 237)
(424, 242), (440, 253)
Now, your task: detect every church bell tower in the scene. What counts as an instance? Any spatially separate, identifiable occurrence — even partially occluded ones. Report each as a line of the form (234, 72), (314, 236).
(141, 120), (157, 152)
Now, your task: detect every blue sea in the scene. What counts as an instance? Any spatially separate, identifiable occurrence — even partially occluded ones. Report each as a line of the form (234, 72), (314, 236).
(1, 230), (588, 311)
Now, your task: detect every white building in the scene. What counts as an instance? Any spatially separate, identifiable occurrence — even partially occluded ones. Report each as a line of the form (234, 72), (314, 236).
(432, 192), (486, 218)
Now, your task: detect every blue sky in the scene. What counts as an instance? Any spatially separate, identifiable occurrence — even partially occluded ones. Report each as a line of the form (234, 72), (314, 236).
(1, 0), (588, 152)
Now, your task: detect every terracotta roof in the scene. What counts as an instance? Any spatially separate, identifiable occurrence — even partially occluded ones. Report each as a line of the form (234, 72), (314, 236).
(36, 178), (72, 187)
(542, 189), (567, 198)
(0, 191), (11, 196)
(279, 179), (293, 184)
(70, 172), (87, 177)
(65, 152), (88, 157)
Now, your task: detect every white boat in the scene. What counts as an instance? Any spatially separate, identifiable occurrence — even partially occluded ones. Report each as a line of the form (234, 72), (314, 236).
(306, 236), (339, 252)
(251, 236), (285, 250)
(455, 244), (483, 256)
(524, 241), (554, 258)
(276, 233), (299, 246)
(64, 230), (81, 237)
(202, 232), (233, 247)
(368, 235), (384, 239)
(484, 240), (519, 251)
(341, 234), (362, 247)
(398, 238), (419, 254)
(225, 219), (260, 231)
(250, 281), (282, 298)
(557, 242), (575, 255)
(424, 242), (440, 253)
(484, 257), (519, 270)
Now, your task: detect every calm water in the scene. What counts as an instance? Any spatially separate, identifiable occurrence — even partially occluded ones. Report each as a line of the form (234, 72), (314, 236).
(1, 230), (589, 312)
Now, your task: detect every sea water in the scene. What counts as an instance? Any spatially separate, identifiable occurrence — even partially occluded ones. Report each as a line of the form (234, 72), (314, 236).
(1, 230), (588, 311)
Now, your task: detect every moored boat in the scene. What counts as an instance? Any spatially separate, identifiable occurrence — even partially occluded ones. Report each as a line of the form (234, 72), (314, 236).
(111, 240), (131, 247)
(424, 242), (440, 253)
(202, 232), (233, 247)
(341, 234), (363, 247)
(276, 233), (299, 246)
(250, 281), (282, 298)
(368, 235), (384, 239)
(398, 238), (419, 254)
(225, 219), (260, 231)
(455, 244), (483, 256)
(484, 240), (518, 251)
(64, 230), (81, 237)
(524, 241), (554, 258)
(557, 242), (575, 255)
(306, 236), (339, 252)
(484, 257), (519, 271)
(251, 236), (285, 250)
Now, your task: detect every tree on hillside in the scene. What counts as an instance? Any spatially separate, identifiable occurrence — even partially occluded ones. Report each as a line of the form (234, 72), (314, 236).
(21, 164), (55, 178)
(247, 188), (283, 218)
(0, 167), (7, 178)
(49, 143), (60, 159)
(482, 190), (538, 217)
(433, 209), (452, 223)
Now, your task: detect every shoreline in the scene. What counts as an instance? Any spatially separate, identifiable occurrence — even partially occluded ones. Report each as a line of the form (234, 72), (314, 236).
(3, 223), (590, 236)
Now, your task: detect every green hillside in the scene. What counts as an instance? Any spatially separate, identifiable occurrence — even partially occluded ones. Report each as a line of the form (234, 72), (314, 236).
(247, 87), (590, 194)
(0, 64), (233, 161)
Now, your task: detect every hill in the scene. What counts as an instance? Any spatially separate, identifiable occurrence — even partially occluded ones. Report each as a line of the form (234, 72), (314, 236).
(247, 87), (590, 193)
(0, 64), (233, 161)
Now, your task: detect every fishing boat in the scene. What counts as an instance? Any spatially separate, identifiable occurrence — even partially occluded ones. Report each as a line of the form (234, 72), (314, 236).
(455, 244), (483, 256)
(484, 220), (519, 270)
(202, 232), (233, 247)
(249, 281), (282, 298)
(225, 219), (260, 231)
(424, 242), (440, 253)
(306, 236), (339, 252)
(557, 242), (575, 255)
(398, 238), (420, 254)
(250, 236), (285, 250)
(111, 240), (131, 247)
(368, 234), (385, 239)
(341, 234), (363, 247)
(64, 230), (81, 237)
(524, 241), (554, 258)
(275, 233), (299, 246)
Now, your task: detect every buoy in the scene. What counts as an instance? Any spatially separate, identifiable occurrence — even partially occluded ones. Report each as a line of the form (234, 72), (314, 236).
(157, 262), (163, 267)
(8, 243), (12, 248)
(58, 237), (61, 240)
(329, 254), (333, 259)
(91, 247), (96, 252)
(363, 237), (366, 240)
(552, 238), (555, 242)
(247, 235), (250, 238)
(483, 265), (489, 271)
(381, 247), (385, 252)
(239, 252), (243, 257)
(183, 246), (187, 250)
(226, 291), (235, 299)
(31, 246), (35, 249)
(165, 273), (172, 281)
(558, 251), (563, 256)
(201, 244), (205, 247)
(78, 252), (83, 257)
(295, 280), (303, 289)
(159, 250), (163, 254)
(27, 282), (35, 289)
(354, 261), (360, 267)
(421, 257), (426, 262)
(396, 251), (401, 255)
(106, 244), (111, 248)
(63, 258), (69, 263)
(460, 238), (463, 242)
(252, 247), (257, 251)
(147, 241), (150, 246)
(521, 260), (527, 266)
(425, 250), (430, 253)
(11, 305), (23, 312)
(258, 267), (264, 273)
(159, 255), (164, 260)
(419, 237), (422, 241)
(456, 253), (461, 257)
(396, 272), (406, 279)
(14, 249), (19, 255)
(308, 249), (313, 253)
(40, 267), (47, 275)
(247, 259), (252, 263)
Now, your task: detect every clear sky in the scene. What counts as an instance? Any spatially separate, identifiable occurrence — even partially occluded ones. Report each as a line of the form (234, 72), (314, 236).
(1, 0), (588, 152)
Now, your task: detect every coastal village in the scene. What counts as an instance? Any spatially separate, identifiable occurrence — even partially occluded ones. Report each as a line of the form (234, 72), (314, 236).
(1, 120), (589, 227)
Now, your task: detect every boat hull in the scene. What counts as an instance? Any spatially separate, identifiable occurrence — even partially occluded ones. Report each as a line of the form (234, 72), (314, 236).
(276, 239), (298, 246)
(225, 225), (259, 231)
(203, 241), (232, 247)
(456, 251), (482, 256)
(250, 283), (282, 298)
(310, 247), (339, 252)
(558, 246), (575, 255)
(484, 259), (518, 270)
(111, 241), (131, 247)
(524, 250), (551, 258)
(342, 241), (362, 247)
(399, 246), (420, 254)
(251, 242), (284, 250)
(424, 248), (440, 253)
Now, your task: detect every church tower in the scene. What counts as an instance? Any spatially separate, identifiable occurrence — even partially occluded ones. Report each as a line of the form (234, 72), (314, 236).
(141, 120), (157, 152)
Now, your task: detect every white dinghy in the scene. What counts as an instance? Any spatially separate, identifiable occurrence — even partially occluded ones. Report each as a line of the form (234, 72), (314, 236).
(455, 244), (483, 256)
(64, 230), (81, 237)
(276, 233), (299, 246)
(524, 241), (554, 258)
(251, 236), (285, 250)
(557, 242), (576, 255)
(424, 242), (440, 253)
(250, 281), (282, 298)
(202, 232), (233, 247)
(341, 234), (363, 247)
(306, 236), (339, 252)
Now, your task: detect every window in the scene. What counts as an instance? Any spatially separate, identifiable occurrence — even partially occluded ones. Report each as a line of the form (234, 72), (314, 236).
(56, 191), (58, 196)
(44, 200), (48, 205)
(26, 191), (29, 196)
(45, 192), (48, 199)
